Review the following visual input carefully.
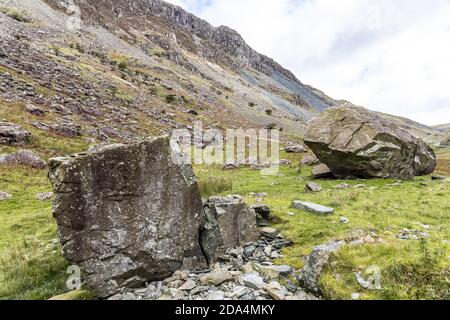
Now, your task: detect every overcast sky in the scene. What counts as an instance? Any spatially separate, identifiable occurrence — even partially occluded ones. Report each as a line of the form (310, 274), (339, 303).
(166, 0), (450, 126)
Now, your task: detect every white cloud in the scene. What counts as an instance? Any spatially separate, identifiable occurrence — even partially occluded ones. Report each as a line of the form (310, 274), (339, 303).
(165, 0), (450, 125)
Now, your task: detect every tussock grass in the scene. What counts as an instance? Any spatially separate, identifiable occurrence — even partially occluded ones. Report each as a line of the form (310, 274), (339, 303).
(198, 176), (233, 197)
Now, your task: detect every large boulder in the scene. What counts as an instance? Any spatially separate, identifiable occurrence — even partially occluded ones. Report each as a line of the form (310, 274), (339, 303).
(441, 133), (450, 147)
(48, 137), (206, 298)
(0, 122), (31, 146)
(304, 106), (436, 179)
(0, 150), (46, 169)
(200, 195), (259, 263)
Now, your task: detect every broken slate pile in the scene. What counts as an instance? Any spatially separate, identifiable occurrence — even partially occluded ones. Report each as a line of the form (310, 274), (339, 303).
(108, 232), (315, 301)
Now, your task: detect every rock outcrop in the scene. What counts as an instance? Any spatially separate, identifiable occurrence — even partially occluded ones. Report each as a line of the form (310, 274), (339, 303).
(0, 122), (31, 146)
(304, 106), (436, 180)
(200, 195), (259, 264)
(48, 137), (206, 298)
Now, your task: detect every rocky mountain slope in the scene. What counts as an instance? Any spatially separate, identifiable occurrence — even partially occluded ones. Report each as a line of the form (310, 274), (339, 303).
(0, 0), (342, 147)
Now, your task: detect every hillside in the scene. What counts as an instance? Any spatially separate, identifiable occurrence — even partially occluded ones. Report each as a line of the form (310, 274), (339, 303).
(0, 0), (340, 146)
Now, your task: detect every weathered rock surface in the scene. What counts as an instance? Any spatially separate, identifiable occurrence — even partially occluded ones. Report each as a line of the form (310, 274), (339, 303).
(301, 154), (319, 166)
(0, 122), (31, 146)
(48, 137), (206, 298)
(304, 106), (436, 179)
(0, 150), (46, 169)
(312, 164), (334, 179)
(292, 201), (335, 215)
(299, 241), (346, 294)
(201, 195), (259, 264)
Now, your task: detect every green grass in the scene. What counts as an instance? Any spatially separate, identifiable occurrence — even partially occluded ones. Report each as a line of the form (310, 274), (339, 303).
(194, 155), (450, 300)
(0, 147), (448, 299)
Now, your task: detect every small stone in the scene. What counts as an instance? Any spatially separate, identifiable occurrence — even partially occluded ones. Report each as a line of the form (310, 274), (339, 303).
(351, 293), (361, 300)
(25, 104), (46, 116)
(339, 217), (349, 224)
(36, 192), (54, 201)
(0, 191), (12, 201)
(256, 264), (293, 279)
(231, 286), (249, 298)
(178, 279), (196, 291)
(243, 245), (257, 257)
(287, 212), (295, 217)
(242, 262), (254, 274)
(260, 227), (280, 239)
(200, 268), (233, 286)
(285, 145), (307, 153)
(305, 182), (322, 192)
(242, 273), (265, 290)
(334, 183), (350, 189)
(206, 291), (225, 300)
(353, 184), (367, 189)
(431, 175), (446, 181)
(264, 282), (286, 300)
(261, 245), (270, 255)
(222, 163), (239, 170)
(292, 201), (334, 215)
(364, 235), (376, 244)
(190, 286), (209, 296)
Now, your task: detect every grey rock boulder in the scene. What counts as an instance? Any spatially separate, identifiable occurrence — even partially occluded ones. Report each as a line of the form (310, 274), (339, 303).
(304, 106), (436, 180)
(200, 195), (259, 264)
(48, 137), (206, 298)
(0, 150), (46, 169)
(0, 122), (31, 146)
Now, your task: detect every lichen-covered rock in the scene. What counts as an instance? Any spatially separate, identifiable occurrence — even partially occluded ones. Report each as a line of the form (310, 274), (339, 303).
(200, 195), (259, 264)
(304, 106), (436, 179)
(0, 122), (31, 146)
(0, 150), (46, 169)
(299, 241), (346, 295)
(48, 137), (206, 298)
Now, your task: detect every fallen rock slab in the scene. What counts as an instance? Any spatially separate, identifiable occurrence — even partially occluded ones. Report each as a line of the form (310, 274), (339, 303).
(48, 137), (206, 298)
(292, 201), (334, 215)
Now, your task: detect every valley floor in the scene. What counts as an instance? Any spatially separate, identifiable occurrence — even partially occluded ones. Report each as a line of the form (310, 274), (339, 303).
(0, 151), (449, 300)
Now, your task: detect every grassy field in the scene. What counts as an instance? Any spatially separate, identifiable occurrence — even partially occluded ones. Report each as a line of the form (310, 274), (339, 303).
(0, 150), (449, 300)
